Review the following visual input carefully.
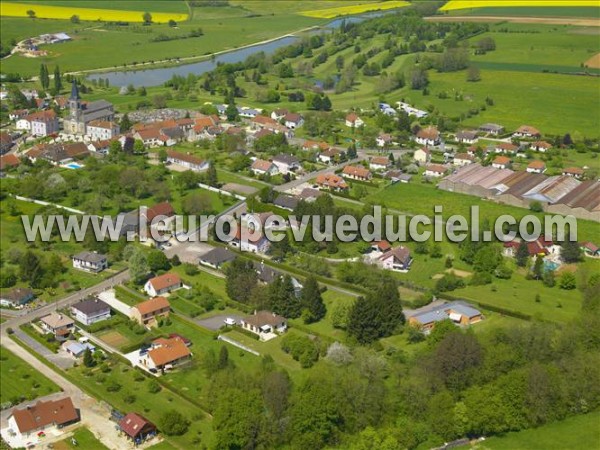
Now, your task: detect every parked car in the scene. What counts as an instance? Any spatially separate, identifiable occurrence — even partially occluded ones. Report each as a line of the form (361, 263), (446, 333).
(224, 317), (236, 326)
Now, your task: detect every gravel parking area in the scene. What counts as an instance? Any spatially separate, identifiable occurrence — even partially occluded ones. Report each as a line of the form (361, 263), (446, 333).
(196, 314), (243, 331)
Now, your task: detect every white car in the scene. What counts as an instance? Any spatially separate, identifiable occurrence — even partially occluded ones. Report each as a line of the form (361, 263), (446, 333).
(224, 317), (236, 326)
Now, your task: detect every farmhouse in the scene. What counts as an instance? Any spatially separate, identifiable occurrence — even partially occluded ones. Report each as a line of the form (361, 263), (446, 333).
(513, 125), (541, 138)
(492, 156), (511, 169)
(479, 123), (504, 135)
(424, 164), (448, 178)
(342, 165), (372, 181)
(0, 288), (35, 308)
(562, 167), (584, 179)
(241, 311), (287, 338)
(408, 301), (483, 333)
(199, 247), (237, 269)
(251, 159), (278, 176)
(119, 413), (157, 444)
(133, 129), (170, 148)
(527, 160), (546, 174)
(7, 397), (79, 440)
(40, 313), (74, 341)
(370, 156), (390, 171)
(456, 130), (478, 144)
(130, 297), (171, 327)
(413, 147), (431, 164)
(142, 337), (192, 372)
(70, 297), (111, 325)
(86, 120), (120, 141)
(272, 154), (300, 175)
(415, 126), (440, 146)
(144, 273), (182, 297)
(345, 112), (364, 128)
(302, 140), (330, 152)
(378, 246), (412, 272)
(166, 150), (209, 171)
(494, 142), (518, 154)
(315, 173), (348, 191)
(453, 153), (474, 167)
(530, 141), (552, 152)
(284, 112), (304, 129)
(72, 251), (108, 273)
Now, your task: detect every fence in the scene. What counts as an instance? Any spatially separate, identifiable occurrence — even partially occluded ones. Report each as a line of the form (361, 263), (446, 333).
(13, 195), (86, 215)
(217, 334), (260, 356)
(197, 182), (246, 201)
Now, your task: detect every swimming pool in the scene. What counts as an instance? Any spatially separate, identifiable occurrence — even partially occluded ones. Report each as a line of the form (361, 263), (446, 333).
(544, 260), (560, 272)
(65, 163), (83, 169)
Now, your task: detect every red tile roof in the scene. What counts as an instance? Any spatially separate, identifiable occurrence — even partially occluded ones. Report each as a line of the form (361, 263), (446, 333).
(134, 296), (171, 316)
(11, 397), (78, 434)
(148, 337), (191, 367)
(342, 165), (371, 179)
(0, 154), (20, 170)
(147, 273), (181, 292)
(119, 413), (156, 439)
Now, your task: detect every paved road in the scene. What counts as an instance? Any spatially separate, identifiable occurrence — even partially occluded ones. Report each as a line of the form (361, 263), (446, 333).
(274, 157), (363, 193)
(12, 327), (74, 369)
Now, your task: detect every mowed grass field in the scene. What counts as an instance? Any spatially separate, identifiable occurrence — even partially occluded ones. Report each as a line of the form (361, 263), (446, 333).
(0, 345), (60, 404)
(441, 1), (600, 11)
(463, 410), (600, 450)
(299, 0), (409, 18)
(0, 2), (188, 22)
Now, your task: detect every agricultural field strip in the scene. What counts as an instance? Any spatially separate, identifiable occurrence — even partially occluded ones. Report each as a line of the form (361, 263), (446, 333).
(441, 1), (600, 11)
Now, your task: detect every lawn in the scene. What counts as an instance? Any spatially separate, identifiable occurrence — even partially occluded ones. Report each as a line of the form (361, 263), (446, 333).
(0, 345), (60, 405)
(463, 409), (600, 450)
(54, 427), (109, 450)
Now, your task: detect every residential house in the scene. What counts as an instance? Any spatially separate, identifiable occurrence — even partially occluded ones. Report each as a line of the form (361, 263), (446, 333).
(378, 246), (412, 272)
(456, 130), (478, 144)
(527, 160), (546, 174)
(479, 123), (504, 136)
(166, 149), (209, 172)
(562, 167), (584, 179)
(254, 262), (303, 295)
(119, 413), (157, 444)
(492, 156), (511, 169)
(503, 237), (554, 257)
(40, 313), (74, 341)
(397, 102), (428, 118)
(302, 140), (329, 152)
(408, 301), (483, 333)
(0, 287), (35, 308)
(284, 112), (304, 129)
(251, 159), (278, 176)
(86, 120), (120, 141)
(241, 311), (287, 338)
(7, 397), (79, 440)
(530, 141), (552, 152)
(315, 173), (348, 191)
(413, 147), (431, 164)
(581, 242), (600, 258)
(453, 153), (474, 167)
(342, 165), (372, 181)
(317, 148), (342, 164)
(379, 102), (397, 116)
(133, 129), (170, 148)
(70, 297), (111, 325)
(0, 132), (13, 154)
(143, 202), (176, 231)
(513, 125), (541, 138)
(370, 156), (390, 171)
(345, 112), (364, 128)
(415, 126), (440, 146)
(376, 133), (392, 148)
(272, 154), (300, 175)
(273, 194), (299, 211)
(87, 140), (111, 155)
(0, 154), (21, 172)
(130, 296), (171, 327)
(297, 187), (323, 202)
(199, 247), (237, 269)
(230, 224), (271, 254)
(144, 273), (182, 297)
(28, 110), (59, 137)
(141, 337), (192, 373)
(16, 117), (32, 131)
(494, 142), (518, 154)
(62, 341), (96, 358)
(251, 115), (279, 130)
(424, 164), (448, 178)
(9, 109), (29, 122)
(370, 240), (392, 254)
(271, 108), (289, 121)
(72, 251), (108, 273)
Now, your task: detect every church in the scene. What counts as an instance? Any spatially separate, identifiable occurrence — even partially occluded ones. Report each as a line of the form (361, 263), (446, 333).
(63, 81), (115, 135)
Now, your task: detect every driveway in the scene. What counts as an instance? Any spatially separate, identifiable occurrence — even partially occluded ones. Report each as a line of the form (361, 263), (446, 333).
(12, 328), (74, 369)
(98, 289), (132, 317)
(196, 314), (243, 331)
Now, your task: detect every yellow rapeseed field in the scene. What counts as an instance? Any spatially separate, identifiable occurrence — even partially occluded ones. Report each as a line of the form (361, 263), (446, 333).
(0, 2), (188, 23)
(299, 0), (410, 19)
(441, 1), (600, 11)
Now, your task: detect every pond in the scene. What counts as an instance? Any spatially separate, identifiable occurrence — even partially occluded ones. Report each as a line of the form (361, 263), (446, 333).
(87, 11), (398, 87)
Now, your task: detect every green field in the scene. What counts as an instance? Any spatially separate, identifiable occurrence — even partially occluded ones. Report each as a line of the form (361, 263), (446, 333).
(56, 427), (109, 450)
(451, 6), (600, 18)
(0, 345), (60, 404)
(464, 410), (600, 450)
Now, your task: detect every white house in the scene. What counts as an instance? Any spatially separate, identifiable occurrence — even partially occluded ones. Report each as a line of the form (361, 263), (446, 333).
(413, 148), (431, 164)
(241, 310), (287, 339)
(492, 156), (511, 169)
(251, 159), (278, 176)
(29, 110), (59, 137)
(271, 108), (288, 121)
(378, 246), (412, 272)
(16, 118), (31, 131)
(345, 112), (364, 128)
(415, 126), (440, 146)
(284, 112), (304, 129)
(166, 149), (209, 171)
(271, 154), (300, 175)
(144, 273), (182, 297)
(456, 130), (478, 144)
(530, 141), (552, 152)
(453, 153), (474, 167)
(70, 297), (111, 325)
(369, 156), (390, 171)
(86, 120), (120, 141)
(527, 160), (546, 174)
(424, 164), (448, 178)
(376, 134), (392, 148)
(72, 251), (108, 273)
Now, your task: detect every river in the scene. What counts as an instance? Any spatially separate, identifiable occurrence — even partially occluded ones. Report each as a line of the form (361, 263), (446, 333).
(87, 12), (395, 87)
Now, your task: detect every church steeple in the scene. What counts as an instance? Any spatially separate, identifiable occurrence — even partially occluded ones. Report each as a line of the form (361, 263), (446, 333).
(70, 80), (80, 100)
(69, 80), (81, 121)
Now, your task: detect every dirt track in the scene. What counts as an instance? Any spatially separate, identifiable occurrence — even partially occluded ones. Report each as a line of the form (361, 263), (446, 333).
(585, 53), (600, 68)
(426, 15), (600, 27)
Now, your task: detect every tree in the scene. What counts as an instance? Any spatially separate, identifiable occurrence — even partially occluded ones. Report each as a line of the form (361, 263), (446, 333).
(133, 139), (145, 153)
(409, 67), (428, 90)
(147, 250), (170, 272)
(26, 9), (36, 18)
(559, 272), (577, 290)
(225, 259), (257, 304)
(530, 201), (544, 213)
(53, 66), (62, 92)
(516, 241), (530, 267)
(217, 345), (229, 370)
(143, 12), (153, 24)
(205, 164), (218, 187)
(158, 148), (168, 163)
(159, 410), (189, 436)
(269, 275), (302, 319)
(325, 342), (353, 366)
(120, 114), (132, 131)
(466, 65), (481, 82)
(182, 192), (212, 215)
(19, 251), (44, 287)
(129, 249), (149, 283)
(301, 276), (326, 323)
(560, 240), (582, 263)
(109, 140), (122, 154)
(70, 14), (80, 24)
(168, 19), (177, 27)
(39, 64), (49, 90)
(533, 256), (544, 280)
(83, 348), (95, 367)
